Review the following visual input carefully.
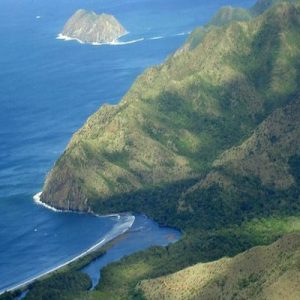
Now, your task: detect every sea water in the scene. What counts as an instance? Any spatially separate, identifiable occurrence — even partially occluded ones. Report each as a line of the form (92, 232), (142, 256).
(0, 0), (255, 293)
(82, 215), (182, 289)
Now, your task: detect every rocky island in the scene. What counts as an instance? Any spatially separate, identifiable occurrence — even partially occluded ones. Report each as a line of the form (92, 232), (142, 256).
(58, 9), (127, 44)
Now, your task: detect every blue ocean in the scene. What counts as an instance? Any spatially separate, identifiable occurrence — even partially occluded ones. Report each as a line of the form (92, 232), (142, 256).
(0, 0), (255, 293)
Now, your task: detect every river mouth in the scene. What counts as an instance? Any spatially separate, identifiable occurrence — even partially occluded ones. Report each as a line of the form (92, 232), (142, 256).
(81, 214), (181, 289)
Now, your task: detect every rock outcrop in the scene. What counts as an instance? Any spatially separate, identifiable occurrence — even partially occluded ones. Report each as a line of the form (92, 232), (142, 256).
(60, 9), (127, 44)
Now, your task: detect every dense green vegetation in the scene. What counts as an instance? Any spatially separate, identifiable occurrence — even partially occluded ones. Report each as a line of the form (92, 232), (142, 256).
(0, 291), (22, 300)
(0, 272), (91, 300)
(25, 272), (91, 300)
(6, 1), (299, 299)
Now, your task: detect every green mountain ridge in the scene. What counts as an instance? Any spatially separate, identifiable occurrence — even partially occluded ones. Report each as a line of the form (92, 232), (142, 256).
(41, 2), (300, 212)
(177, 0), (300, 54)
(139, 233), (300, 300)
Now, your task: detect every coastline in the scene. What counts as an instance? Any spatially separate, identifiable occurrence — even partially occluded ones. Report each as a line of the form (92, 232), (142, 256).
(1, 193), (135, 295)
(33, 192), (121, 219)
(33, 192), (64, 212)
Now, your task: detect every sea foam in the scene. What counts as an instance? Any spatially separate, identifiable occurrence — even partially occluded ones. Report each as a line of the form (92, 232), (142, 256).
(110, 37), (145, 45)
(56, 33), (85, 44)
(56, 32), (145, 46)
(33, 192), (64, 212)
(56, 31), (145, 47)
(174, 31), (191, 36)
(149, 36), (164, 40)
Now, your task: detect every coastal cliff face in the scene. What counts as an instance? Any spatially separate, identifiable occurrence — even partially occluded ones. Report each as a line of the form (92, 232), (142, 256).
(41, 2), (300, 212)
(60, 9), (127, 44)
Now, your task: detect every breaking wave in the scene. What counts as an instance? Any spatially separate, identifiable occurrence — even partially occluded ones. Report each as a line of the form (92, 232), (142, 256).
(56, 30), (191, 47)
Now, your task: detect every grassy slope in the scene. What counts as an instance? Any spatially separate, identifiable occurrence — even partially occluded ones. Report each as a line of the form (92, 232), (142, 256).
(139, 233), (300, 300)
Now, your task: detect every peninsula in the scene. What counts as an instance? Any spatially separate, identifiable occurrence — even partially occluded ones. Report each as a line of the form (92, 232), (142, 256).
(58, 9), (127, 44)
